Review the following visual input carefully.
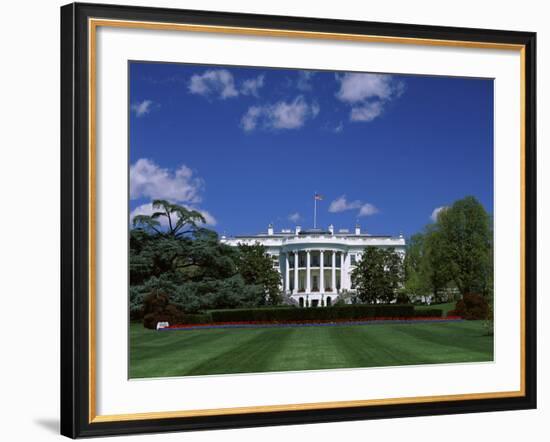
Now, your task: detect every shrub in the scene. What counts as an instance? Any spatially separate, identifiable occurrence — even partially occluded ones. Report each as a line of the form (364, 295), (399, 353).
(448, 293), (489, 320)
(209, 304), (415, 323)
(395, 293), (410, 304)
(142, 290), (185, 329)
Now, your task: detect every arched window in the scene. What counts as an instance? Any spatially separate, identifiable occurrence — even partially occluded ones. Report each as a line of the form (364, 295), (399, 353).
(299, 297), (304, 308)
(326, 296), (332, 307)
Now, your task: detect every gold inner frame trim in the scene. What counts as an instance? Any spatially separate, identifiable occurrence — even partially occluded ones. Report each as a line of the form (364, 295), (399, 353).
(88, 17), (527, 424)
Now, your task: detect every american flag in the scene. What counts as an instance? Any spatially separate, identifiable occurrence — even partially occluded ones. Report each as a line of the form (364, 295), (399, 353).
(314, 193), (323, 201)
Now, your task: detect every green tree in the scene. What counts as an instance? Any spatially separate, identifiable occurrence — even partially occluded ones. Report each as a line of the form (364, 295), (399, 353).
(235, 243), (282, 305)
(351, 247), (404, 304)
(129, 200), (294, 317)
(403, 233), (431, 298)
(436, 196), (492, 296)
(132, 199), (205, 238)
(175, 228), (237, 282)
(422, 224), (454, 301)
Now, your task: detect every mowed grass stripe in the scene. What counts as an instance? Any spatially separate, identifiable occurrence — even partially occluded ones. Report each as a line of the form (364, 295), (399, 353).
(389, 322), (494, 363)
(129, 321), (493, 378)
(261, 327), (355, 371)
(130, 328), (265, 378)
(184, 328), (297, 376)
(326, 326), (422, 368)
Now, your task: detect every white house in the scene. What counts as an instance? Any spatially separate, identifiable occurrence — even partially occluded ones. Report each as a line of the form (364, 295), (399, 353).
(221, 224), (406, 307)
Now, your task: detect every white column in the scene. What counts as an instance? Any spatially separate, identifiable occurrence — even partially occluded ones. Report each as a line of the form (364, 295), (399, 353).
(332, 251), (336, 292)
(294, 251), (299, 294)
(320, 250), (325, 293)
(285, 253), (290, 293)
(340, 252), (346, 290)
(306, 250), (311, 293)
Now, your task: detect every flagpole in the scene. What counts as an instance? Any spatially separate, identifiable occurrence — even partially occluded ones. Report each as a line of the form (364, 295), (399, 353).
(314, 194), (317, 229)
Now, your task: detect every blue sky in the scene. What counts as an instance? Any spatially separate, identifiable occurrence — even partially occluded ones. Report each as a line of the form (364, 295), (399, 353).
(129, 62), (493, 238)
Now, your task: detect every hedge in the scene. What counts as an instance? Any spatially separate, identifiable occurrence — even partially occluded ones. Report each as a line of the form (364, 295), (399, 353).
(209, 304), (416, 323)
(181, 313), (213, 324)
(413, 309), (443, 318)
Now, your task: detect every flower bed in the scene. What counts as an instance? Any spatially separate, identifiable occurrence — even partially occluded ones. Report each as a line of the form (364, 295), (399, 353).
(161, 316), (463, 331)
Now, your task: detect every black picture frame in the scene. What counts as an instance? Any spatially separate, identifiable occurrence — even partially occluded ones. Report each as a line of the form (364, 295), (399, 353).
(61, 2), (537, 438)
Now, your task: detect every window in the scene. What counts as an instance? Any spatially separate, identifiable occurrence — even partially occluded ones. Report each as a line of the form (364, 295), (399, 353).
(311, 252), (320, 267)
(350, 254), (357, 265)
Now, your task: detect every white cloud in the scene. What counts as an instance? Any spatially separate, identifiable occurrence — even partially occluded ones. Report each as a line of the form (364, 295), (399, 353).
(335, 73), (405, 123)
(329, 195), (379, 217)
(358, 203), (379, 217)
(188, 69), (239, 99)
(336, 73), (395, 103)
(241, 106), (263, 132)
(130, 202), (217, 226)
(240, 74), (265, 97)
(241, 96), (319, 132)
(188, 70), (266, 100)
(130, 159), (218, 227)
(430, 206), (448, 222)
(130, 158), (203, 203)
(329, 195), (362, 213)
(131, 99), (154, 117)
(350, 101), (384, 122)
(288, 212), (302, 223)
(296, 71), (315, 91)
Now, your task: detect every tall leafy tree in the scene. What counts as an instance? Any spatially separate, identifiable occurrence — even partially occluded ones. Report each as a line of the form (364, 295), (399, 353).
(436, 196), (492, 296)
(351, 247), (404, 304)
(403, 196), (492, 301)
(422, 224), (454, 301)
(403, 233), (431, 298)
(235, 243), (282, 305)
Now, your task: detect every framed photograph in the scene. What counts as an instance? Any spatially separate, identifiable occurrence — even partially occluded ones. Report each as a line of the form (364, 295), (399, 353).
(60, 2), (536, 438)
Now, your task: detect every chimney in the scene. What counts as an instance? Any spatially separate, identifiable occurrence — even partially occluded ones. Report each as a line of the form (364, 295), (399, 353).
(295, 225), (302, 235)
(355, 224), (361, 235)
(328, 224), (334, 235)
(268, 223), (274, 235)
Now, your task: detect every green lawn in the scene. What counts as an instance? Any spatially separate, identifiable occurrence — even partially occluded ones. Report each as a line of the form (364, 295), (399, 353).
(415, 302), (456, 317)
(129, 320), (493, 378)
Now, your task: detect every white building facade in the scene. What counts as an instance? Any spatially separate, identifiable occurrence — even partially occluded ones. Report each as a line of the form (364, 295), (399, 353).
(221, 224), (406, 307)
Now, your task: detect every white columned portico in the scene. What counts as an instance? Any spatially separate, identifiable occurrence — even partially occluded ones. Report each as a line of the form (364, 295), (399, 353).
(294, 251), (299, 294)
(331, 251), (336, 293)
(340, 252), (346, 290)
(221, 223), (407, 306)
(306, 250), (311, 293)
(285, 254), (290, 293)
(320, 250), (325, 293)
